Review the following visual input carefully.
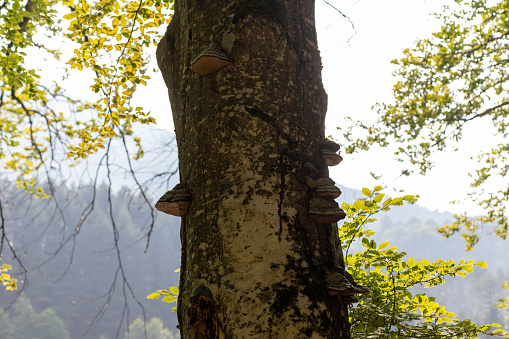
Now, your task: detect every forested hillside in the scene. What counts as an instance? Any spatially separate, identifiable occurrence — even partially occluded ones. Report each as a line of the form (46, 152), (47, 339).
(0, 180), (181, 338)
(1, 177), (507, 338)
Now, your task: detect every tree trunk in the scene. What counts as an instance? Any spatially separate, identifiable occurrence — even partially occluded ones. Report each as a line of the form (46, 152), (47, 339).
(156, 0), (351, 337)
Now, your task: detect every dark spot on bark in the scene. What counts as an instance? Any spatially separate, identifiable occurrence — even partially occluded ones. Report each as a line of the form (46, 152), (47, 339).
(246, 106), (275, 124)
(282, 149), (303, 162)
(233, 0), (279, 24)
(270, 283), (299, 316)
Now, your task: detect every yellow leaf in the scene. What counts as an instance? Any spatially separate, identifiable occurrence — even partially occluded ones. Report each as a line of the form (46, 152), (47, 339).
(146, 292), (161, 299)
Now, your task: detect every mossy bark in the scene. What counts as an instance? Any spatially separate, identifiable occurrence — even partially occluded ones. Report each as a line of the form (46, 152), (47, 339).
(157, 0), (351, 337)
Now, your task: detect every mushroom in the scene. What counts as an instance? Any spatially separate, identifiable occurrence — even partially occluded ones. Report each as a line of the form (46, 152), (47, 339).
(155, 183), (192, 217)
(191, 43), (233, 76)
(319, 139), (341, 153)
(306, 177), (335, 189)
(334, 266), (370, 294)
(308, 197), (346, 223)
(315, 185), (342, 199)
(325, 272), (370, 297)
(320, 147), (343, 166)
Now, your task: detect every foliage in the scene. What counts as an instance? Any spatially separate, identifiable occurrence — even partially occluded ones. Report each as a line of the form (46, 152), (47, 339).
(147, 268), (179, 313)
(0, 180), (181, 338)
(0, 258), (17, 291)
(341, 187), (509, 338)
(2, 295), (71, 339)
(124, 317), (179, 339)
(339, 0), (509, 251)
(0, 0), (173, 198)
(496, 281), (509, 316)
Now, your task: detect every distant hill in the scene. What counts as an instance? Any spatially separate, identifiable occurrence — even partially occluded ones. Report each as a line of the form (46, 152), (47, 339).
(336, 184), (509, 272)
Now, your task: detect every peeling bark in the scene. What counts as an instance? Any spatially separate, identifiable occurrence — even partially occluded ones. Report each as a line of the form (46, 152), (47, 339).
(157, 0), (351, 337)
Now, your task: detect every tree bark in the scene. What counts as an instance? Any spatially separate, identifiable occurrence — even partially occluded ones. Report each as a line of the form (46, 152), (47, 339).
(157, 0), (351, 337)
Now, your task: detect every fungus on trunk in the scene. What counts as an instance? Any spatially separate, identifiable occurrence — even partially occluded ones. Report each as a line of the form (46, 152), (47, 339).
(308, 197), (346, 223)
(191, 42), (233, 76)
(155, 183), (192, 217)
(315, 185), (342, 199)
(325, 272), (370, 297)
(320, 147), (343, 167)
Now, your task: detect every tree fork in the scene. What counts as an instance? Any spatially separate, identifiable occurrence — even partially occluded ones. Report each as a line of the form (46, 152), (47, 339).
(157, 0), (351, 337)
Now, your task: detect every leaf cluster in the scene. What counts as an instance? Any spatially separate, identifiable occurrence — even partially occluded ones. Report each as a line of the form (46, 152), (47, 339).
(147, 268), (179, 313)
(1, 0), (173, 198)
(342, 187), (508, 338)
(340, 0), (509, 251)
(0, 258), (17, 291)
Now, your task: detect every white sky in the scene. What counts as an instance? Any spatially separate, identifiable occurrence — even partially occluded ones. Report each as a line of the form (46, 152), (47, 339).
(316, 0), (498, 215)
(145, 0), (488, 214)
(31, 0), (497, 215)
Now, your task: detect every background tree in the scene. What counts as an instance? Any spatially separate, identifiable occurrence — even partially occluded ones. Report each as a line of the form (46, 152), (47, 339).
(0, 0), (177, 333)
(124, 317), (178, 339)
(340, 0), (509, 249)
(8, 295), (70, 339)
(340, 0), (509, 320)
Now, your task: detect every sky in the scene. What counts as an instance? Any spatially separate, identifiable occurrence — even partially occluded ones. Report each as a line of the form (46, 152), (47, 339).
(138, 0), (490, 214)
(312, 0), (498, 215)
(31, 0), (496, 215)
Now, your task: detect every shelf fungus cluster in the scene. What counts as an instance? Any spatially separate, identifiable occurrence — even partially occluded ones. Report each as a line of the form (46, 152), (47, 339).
(305, 162), (346, 223)
(325, 267), (370, 304)
(320, 138), (343, 167)
(155, 183), (191, 217)
(191, 42), (233, 76)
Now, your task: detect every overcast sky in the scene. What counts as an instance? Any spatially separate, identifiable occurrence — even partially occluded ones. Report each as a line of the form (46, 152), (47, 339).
(315, 0), (499, 215)
(134, 0), (497, 214)
(40, 0), (496, 215)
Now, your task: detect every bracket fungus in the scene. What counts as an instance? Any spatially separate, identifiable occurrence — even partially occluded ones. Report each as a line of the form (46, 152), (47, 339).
(191, 42), (233, 76)
(306, 177), (342, 198)
(306, 176), (335, 189)
(325, 271), (370, 297)
(155, 183), (192, 217)
(319, 138), (343, 166)
(320, 147), (343, 167)
(319, 139), (341, 153)
(308, 197), (346, 223)
(315, 185), (342, 199)
(335, 266), (370, 294)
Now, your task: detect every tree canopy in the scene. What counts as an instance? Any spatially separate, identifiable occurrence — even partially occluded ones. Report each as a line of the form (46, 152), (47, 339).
(3, 0), (509, 337)
(341, 0), (509, 250)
